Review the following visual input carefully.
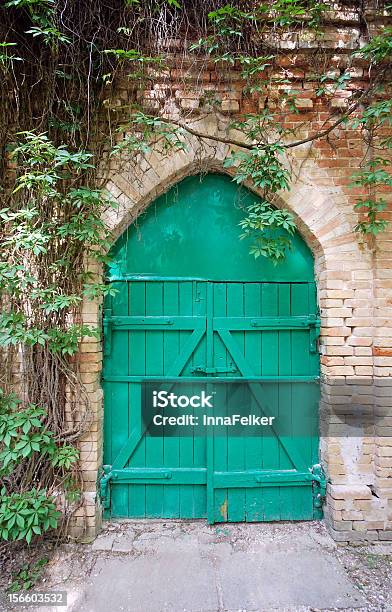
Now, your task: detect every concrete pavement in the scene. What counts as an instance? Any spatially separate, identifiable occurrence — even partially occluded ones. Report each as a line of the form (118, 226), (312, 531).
(41, 520), (376, 612)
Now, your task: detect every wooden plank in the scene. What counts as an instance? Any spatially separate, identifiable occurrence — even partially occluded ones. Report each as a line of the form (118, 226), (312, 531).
(162, 281), (180, 518)
(211, 282), (229, 523)
(102, 292), (112, 497)
(261, 283), (281, 521)
(145, 281), (164, 517)
(244, 283), (264, 521)
(226, 283), (246, 522)
(177, 281), (196, 518)
(191, 281), (207, 518)
(179, 280), (206, 519)
(206, 282), (215, 524)
(127, 281), (146, 517)
(277, 283), (296, 520)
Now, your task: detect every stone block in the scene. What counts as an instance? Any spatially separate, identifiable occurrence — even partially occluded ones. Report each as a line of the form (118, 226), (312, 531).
(328, 485), (372, 500)
(221, 99), (240, 112)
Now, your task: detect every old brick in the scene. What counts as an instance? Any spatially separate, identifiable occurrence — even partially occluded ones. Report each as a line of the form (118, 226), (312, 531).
(328, 485), (372, 500)
(321, 356), (345, 366)
(80, 342), (101, 353)
(342, 510), (363, 520)
(344, 357), (373, 366)
(353, 521), (385, 531)
(80, 372), (100, 384)
(373, 347), (392, 357)
(295, 98), (314, 110)
(320, 337), (345, 346)
(375, 357), (392, 367)
(322, 317), (345, 327)
(79, 363), (102, 373)
(348, 337), (373, 347)
(353, 500), (372, 511)
(328, 498), (347, 511)
(324, 308), (352, 317)
(355, 366), (374, 376)
(328, 365), (355, 375)
(354, 347), (372, 356)
(324, 346), (354, 356)
(320, 326), (351, 337)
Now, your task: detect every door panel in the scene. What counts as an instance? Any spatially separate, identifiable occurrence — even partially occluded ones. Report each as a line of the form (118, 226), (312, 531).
(102, 279), (322, 522)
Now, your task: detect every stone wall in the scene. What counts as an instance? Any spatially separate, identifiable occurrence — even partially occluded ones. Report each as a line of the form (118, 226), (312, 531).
(71, 6), (392, 542)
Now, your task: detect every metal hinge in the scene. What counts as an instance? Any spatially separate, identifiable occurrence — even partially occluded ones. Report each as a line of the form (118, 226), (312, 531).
(308, 314), (320, 354)
(99, 465), (113, 510)
(311, 463), (327, 511)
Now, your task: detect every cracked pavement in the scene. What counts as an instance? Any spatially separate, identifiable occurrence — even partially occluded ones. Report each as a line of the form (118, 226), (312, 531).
(34, 520), (392, 612)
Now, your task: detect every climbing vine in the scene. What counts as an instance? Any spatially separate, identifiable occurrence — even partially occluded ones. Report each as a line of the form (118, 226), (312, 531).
(0, 131), (117, 553)
(0, 0), (391, 562)
(101, 0), (392, 251)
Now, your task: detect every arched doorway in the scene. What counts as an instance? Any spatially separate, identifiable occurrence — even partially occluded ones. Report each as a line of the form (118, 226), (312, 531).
(101, 174), (323, 523)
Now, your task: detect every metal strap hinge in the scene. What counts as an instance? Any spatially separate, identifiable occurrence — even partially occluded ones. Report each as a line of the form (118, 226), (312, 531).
(311, 463), (327, 509)
(99, 465), (113, 510)
(308, 315), (320, 354)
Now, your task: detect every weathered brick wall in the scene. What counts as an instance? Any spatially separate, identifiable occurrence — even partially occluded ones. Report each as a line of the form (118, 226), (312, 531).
(71, 7), (392, 542)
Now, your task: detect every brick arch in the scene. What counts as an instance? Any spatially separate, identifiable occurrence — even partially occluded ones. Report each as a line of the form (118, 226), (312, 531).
(73, 118), (383, 541)
(102, 117), (370, 287)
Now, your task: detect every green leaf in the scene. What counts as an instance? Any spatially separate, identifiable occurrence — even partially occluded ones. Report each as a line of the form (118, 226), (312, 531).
(16, 514), (25, 529)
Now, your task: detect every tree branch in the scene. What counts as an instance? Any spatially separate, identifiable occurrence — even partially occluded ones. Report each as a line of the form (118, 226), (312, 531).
(162, 78), (380, 153)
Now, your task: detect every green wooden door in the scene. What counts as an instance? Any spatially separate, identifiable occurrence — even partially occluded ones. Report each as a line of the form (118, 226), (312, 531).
(101, 175), (324, 522)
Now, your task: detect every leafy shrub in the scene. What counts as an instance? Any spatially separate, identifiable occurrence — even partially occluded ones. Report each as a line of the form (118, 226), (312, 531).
(0, 490), (60, 545)
(8, 558), (49, 593)
(0, 388), (79, 544)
